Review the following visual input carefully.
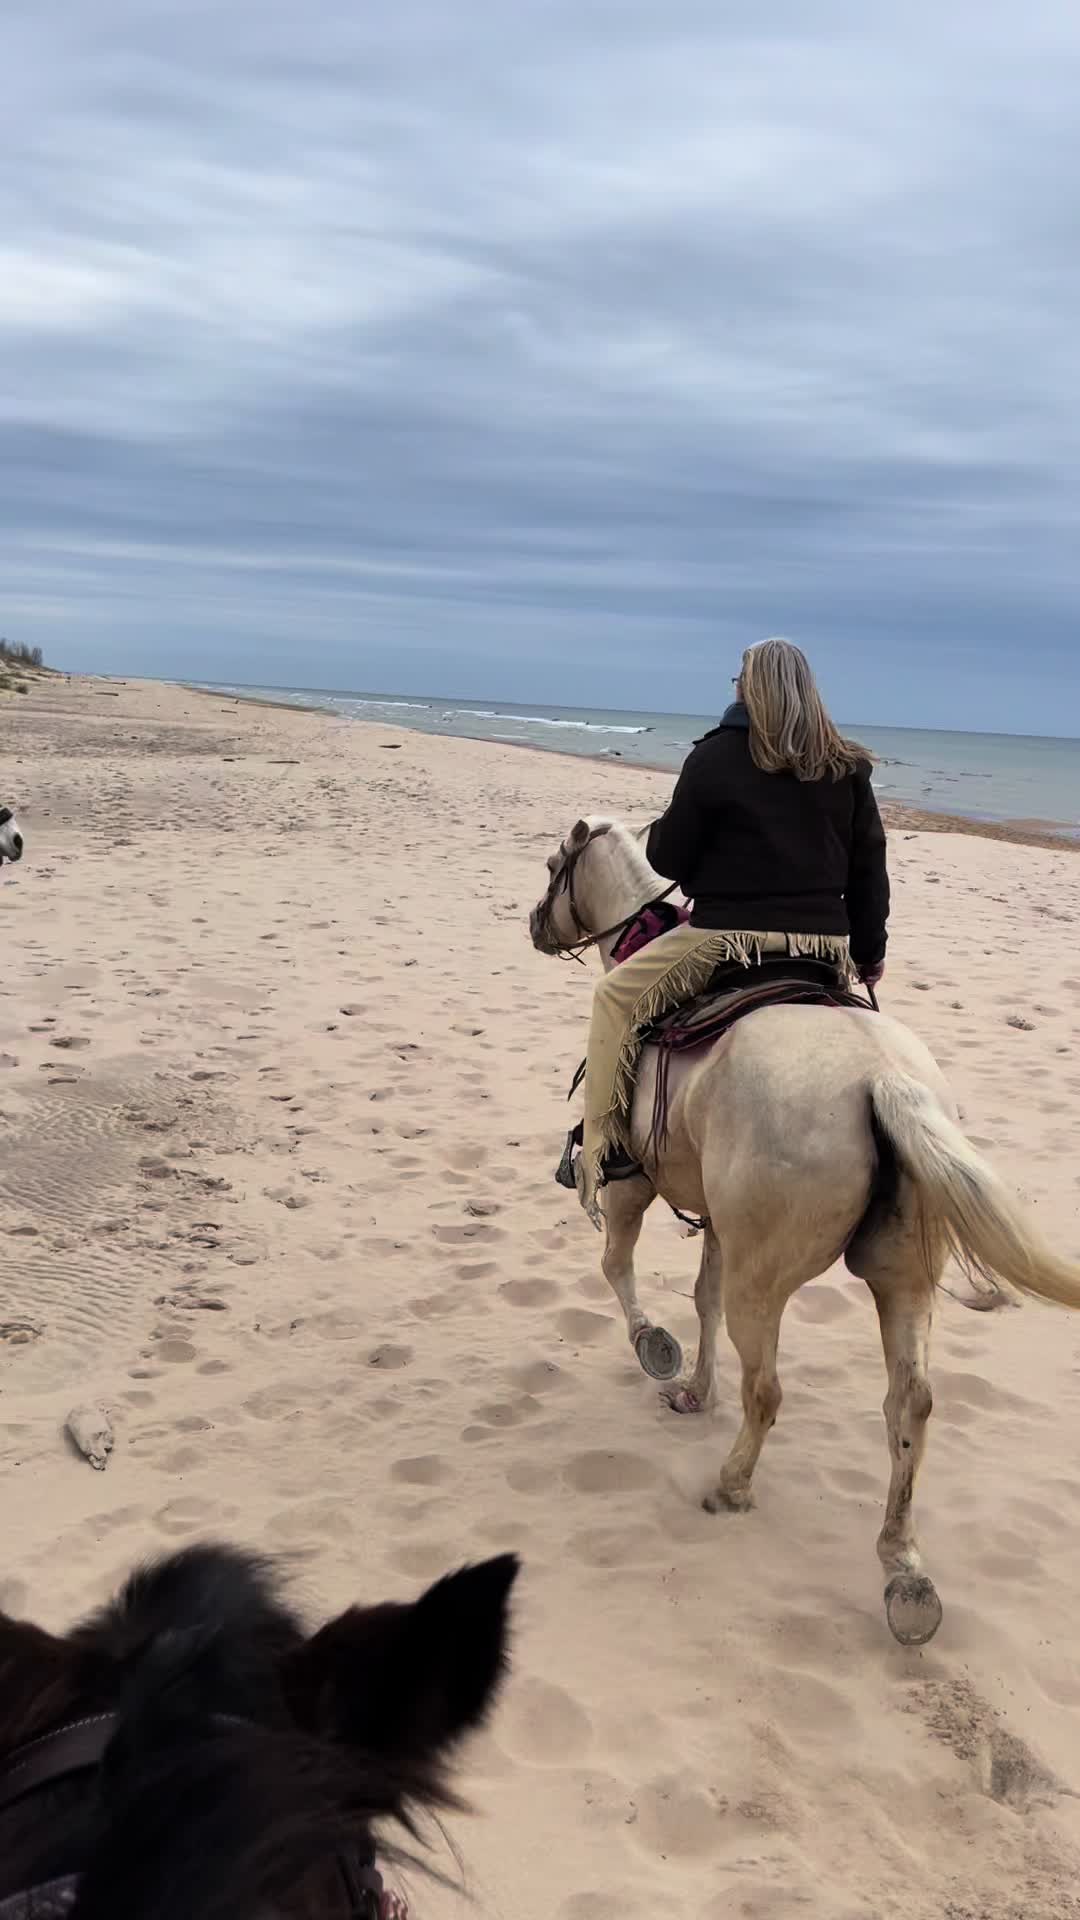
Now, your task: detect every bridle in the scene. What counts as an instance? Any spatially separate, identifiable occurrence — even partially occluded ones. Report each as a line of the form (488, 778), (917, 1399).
(0, 1712), (398, 1920)
(534, 827), (678, 964)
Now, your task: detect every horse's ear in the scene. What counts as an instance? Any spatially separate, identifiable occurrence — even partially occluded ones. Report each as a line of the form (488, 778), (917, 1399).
(283, 1555), (518, 1768)
(0, 1614), (82, 1746)
(568, 819), (591, 850)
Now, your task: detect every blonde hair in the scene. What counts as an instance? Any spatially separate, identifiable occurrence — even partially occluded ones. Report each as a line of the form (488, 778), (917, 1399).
(739, 637), (863, 782)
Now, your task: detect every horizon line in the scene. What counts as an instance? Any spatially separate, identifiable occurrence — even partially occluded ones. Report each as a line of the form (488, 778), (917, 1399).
(186, 676), (1080, 747)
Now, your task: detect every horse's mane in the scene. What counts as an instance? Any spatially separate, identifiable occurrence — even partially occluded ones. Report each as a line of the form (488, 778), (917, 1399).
(576, 817), (659, 879)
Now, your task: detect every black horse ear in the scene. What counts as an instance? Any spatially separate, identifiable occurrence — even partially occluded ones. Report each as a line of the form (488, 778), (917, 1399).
(0, 1614), (82, 1747)
(568, 819), (591, 849)
(283, 1556), (518, 1769)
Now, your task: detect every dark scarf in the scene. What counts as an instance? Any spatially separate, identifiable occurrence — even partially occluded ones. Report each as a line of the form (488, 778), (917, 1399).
(695, 700), (748, 745)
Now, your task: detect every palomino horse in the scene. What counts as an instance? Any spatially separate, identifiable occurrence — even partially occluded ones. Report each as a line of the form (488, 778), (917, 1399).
(531, 817), (1080, 1647)
(0, 808), (23, 866)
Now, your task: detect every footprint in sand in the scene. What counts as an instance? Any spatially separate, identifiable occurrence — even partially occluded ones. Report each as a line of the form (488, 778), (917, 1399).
(244, 1384), (308, 1421)
(499, 1277), (561, 1309)
(431, 1222), (506, 1246)
(369, 1393), (406, 1420)
(365, 1343), (413, 1371)
(911, 1676), (1061, 1810)
(936, 1368), (1039, 1418)
(788, 1283), (857, 1324)
(154, 1495), (231, 1537)
(470, 1397), (543, 1430)
(574, 1270), (614, 1303)
(391, 1455), (449, 1487)
(632, 1774), (738, 1860)
(564, 1451), (660, 1495)
(128, 1424), (172, 1458)
(389, 1541), (462, 1579)
(504, 1461), (550, 1494)
(0, 1321), (43, 1349)
(508, 1359), (568, 1395)
(826, 1464), (878, 1495)
(409, 1291), (464, 1320)
(561, 1894), (646, 1920)
(147, 1339), (198, 1365)
(555, 1307), (614, 1344)
(568, 1524), (668, 1568)
(265, 1500), (354, 1544)
(705, 1890), (811, 1920)
(498, 1678), (592, 1766)
(157, 1446), (209, 1475)
(292, 1309), (366, 1341)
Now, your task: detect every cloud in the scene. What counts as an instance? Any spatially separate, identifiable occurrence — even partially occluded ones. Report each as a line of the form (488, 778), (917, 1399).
(4, 0), (1080, 729)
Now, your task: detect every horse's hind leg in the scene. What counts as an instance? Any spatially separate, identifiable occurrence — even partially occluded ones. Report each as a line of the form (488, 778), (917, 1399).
(662, 1225), (723, 1415)
(703, 1272), (783, 1513)
(848, 1207), (943, 1646)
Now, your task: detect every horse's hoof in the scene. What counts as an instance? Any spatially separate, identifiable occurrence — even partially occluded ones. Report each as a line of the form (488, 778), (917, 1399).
(634, 1325), (683, 1381)
(884, 1572), (942, 1647)
(660, 1384), (702, 1415)
(702, 1483), (753, 1515)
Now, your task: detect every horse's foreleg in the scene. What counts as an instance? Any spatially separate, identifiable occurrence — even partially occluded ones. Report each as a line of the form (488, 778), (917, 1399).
(601, 1175), (655, 1346)
(703, 1278), (783, 1513)
(662, 1226), (723, 1415)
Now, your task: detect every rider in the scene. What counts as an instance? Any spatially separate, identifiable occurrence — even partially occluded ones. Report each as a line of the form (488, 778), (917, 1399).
(574, 637), (889, 1222)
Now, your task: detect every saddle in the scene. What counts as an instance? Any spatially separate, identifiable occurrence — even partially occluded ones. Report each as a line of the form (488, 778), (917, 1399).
(555, 958), (876, 1192)
(641, 957), (875, 1158)
(640, 955), (868, 1052)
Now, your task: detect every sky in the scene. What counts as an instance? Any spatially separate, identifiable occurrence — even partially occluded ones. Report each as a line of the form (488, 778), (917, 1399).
(4, 1), (1080, 734)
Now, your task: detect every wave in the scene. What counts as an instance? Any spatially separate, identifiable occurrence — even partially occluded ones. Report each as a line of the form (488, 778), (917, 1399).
(337, 697), (432, 711)
(441, 708), (653, 735)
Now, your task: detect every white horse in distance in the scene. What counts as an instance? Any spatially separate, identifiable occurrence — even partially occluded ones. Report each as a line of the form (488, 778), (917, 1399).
(0, 807), (23, 866)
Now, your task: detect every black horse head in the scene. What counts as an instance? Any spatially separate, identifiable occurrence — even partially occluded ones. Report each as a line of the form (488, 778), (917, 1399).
(0, 1542), (518, 1919)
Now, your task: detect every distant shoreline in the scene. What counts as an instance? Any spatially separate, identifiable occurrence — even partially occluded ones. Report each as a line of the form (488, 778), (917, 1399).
(187, 681), (1080, 852)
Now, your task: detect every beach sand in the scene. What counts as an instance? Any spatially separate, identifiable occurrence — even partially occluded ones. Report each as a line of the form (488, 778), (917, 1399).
(3, 675), (1080, 1919)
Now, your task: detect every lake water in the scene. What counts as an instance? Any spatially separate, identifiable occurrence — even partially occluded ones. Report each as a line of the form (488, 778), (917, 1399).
(205, 684), (1080, 832)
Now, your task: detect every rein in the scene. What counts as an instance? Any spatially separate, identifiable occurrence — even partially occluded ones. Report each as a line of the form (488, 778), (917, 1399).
(0, 1714), (118, 1816)
(0, 1712), (396, 1920)
(0, 1715), (118, 1920)
(537, 830), (679, 963)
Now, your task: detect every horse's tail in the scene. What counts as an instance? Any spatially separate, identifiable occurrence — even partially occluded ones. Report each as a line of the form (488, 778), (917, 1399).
(870, 1071), (1080, 1309)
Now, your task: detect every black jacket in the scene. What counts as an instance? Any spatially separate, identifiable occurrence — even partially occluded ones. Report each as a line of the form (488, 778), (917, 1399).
(646, 704), (889, 972)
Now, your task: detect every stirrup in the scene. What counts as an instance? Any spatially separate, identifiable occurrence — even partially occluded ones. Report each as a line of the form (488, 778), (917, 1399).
(600, 1144), (643, 1185)
(554, 1121), (583, 1190)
